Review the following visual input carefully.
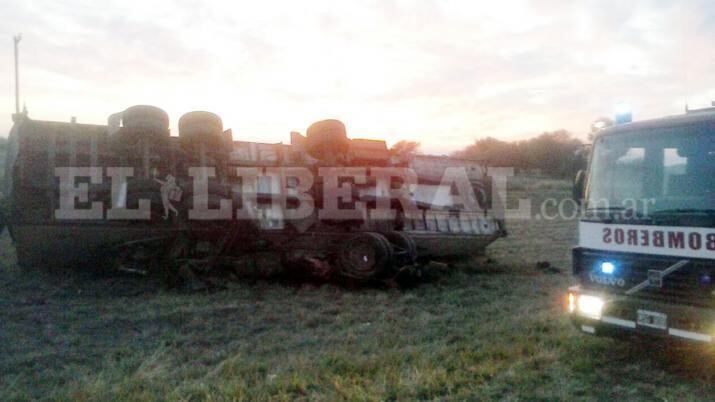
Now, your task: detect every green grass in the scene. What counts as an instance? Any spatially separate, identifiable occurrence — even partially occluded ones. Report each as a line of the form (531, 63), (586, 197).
(1, 177), (714, 401)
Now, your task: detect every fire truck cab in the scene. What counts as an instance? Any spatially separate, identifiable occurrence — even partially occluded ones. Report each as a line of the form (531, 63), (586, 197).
(568, 106), (715, 344)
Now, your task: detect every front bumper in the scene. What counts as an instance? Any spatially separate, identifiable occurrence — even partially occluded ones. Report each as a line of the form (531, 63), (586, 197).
(567, 285), (715, 344)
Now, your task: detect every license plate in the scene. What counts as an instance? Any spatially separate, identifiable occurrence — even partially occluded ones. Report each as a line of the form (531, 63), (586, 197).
(637, 309), (667, 330)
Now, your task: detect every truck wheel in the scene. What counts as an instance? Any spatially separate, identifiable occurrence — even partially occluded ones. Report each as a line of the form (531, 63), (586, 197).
(305, 119), (350, 161)
(383, 232), (417, 266)
(122, 105), (170, 131)
(178, 111), (226, 152)
(336, 232), (393, 281)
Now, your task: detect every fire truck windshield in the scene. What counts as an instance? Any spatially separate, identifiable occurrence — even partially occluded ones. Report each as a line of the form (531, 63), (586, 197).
(586, 124), (715, 216)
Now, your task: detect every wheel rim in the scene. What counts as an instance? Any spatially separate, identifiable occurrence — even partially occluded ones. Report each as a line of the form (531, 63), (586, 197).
(339, 238), (380, 279)
(347, 240), (376, 272)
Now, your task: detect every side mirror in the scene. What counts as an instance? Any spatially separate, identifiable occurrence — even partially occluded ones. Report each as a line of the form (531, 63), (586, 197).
(572, 170), (587, 205)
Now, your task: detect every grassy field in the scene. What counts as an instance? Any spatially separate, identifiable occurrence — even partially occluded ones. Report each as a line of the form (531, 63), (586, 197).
(1, 177), (714, 401)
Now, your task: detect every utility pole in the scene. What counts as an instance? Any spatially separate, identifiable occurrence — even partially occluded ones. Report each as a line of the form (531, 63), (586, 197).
(14, 34), (21, 115)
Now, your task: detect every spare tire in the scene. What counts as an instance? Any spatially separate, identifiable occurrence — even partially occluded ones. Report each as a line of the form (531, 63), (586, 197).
(178, 111), (226, 152)
(305, 119), (349, 160)
(122, 105), (170, 132)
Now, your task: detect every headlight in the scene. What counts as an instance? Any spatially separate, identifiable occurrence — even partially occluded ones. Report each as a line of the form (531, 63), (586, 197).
(567, 292), (576, 314)
(577, 295), (604, 320)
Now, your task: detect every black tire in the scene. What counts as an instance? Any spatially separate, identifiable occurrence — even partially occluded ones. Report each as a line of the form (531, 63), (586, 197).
(336, 232), (393, 281)
(117, 105), (170, 151)
(383, 231), (417, 266)
(122, 105), (170, 131)
(178, 111), (226, 152)
(305, 119), (350, 160)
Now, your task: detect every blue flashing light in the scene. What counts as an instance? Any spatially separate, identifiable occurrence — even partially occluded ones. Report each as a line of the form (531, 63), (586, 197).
(614, 102), (632, 124)
(600, 262), (616, 275)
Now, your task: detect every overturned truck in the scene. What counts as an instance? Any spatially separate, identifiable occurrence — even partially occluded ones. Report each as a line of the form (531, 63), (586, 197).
(2, 106), (505, 284)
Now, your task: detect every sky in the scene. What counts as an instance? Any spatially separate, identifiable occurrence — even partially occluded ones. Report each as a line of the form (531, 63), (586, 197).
(1, 0), (714, 154)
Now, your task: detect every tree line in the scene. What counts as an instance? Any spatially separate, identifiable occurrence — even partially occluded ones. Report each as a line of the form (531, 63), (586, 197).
(392, 130), (587, 179)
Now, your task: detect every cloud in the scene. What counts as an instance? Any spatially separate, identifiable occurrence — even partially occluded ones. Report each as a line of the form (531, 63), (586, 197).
(0, 0), (714, 154)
